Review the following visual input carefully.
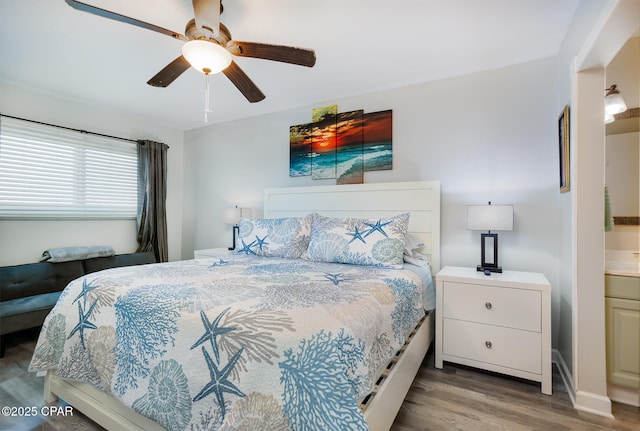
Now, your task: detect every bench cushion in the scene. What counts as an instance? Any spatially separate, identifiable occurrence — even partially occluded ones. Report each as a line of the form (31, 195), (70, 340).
(0, 292), (61, 334)
(0, 292), (61, 318)
(0, 261), (84, 301)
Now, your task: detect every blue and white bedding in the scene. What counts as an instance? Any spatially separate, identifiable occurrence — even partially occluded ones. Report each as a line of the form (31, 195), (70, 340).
(29, 254), (431, 431)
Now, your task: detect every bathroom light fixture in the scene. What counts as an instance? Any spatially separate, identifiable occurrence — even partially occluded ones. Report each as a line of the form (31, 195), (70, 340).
(468, 202), (514, 273)
(605, 85), (628, 116)
(604, 111), (615, 124)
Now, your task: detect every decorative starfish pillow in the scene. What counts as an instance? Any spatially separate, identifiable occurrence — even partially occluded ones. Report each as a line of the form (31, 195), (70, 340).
(235, 215), (312, 259)
(307, 212), (410, 268)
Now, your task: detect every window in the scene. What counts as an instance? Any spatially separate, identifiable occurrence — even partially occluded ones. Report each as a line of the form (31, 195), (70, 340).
(0, 116), (137, 219)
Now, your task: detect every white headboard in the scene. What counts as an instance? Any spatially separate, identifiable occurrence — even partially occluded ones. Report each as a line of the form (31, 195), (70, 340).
(264, 181), (441, 273)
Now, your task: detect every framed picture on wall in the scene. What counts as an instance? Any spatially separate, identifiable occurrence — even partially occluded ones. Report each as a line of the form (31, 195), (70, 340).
(558, 105), (570, 193)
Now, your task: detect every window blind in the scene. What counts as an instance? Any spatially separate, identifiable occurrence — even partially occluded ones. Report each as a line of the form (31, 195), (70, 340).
(0, 116), (137, 219)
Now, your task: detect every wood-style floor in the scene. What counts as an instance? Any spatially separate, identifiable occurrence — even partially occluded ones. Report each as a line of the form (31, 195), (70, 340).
(392, 349), (639, 431)
(1, 328), (638, 431)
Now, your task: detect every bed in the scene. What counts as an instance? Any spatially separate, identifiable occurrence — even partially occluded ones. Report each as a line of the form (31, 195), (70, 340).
(30, 181), (441, 431)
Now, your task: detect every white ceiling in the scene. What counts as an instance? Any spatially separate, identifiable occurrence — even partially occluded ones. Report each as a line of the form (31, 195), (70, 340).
(0, 0), (581, 131)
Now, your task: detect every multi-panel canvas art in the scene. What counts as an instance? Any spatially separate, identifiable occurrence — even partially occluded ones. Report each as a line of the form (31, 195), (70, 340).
(290, 106), (392, 184)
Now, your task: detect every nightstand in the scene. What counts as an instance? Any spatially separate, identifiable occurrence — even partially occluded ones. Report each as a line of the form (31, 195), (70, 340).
(435, 266), (552, 395)
(193, 248), (232, 259)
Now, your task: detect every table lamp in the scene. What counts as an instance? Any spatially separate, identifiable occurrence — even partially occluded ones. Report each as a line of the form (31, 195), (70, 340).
(467, 202), (514, 273)
(223, 206), (251, 250)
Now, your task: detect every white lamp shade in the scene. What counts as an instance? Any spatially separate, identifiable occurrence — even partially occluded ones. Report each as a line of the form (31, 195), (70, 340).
(467, 204), (514, 231)
(223, 207), (241, 224)
(605, 92), (627, 115)
(182, 40), (232, 74)
(223, 207), (251, 224)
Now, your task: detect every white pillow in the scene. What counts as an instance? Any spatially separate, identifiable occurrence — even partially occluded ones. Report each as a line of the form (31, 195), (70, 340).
(307, 213), (410, 268)
(235, 215), (312, 259)
(404, 233), (424, 256)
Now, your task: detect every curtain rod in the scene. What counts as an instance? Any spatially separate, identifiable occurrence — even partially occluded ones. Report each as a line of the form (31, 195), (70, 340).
(0, 113), (138, 144)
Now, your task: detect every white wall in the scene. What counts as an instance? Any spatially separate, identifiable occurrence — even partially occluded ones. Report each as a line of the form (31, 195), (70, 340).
(606, 132), (639, 218)
(0, 81), (185, 265)
(555, 0), (612, 382)
(604, 132), (640, 251)
(183, 57), (563, 343)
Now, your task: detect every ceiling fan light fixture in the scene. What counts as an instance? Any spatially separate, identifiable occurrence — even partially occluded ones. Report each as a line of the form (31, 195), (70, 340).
(604, 85), (627, 115)
(182, 39), (232, 74)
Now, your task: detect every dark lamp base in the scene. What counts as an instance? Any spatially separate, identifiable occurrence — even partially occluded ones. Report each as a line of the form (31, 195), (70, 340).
(477, 265), (503, 273)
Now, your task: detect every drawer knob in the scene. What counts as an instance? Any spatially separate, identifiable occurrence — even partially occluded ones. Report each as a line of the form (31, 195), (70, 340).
(485, 341), (492, 349)
(485, 302), (492, 310)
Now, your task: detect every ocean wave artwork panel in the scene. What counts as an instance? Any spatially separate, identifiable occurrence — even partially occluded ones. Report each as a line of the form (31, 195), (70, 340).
(311, 105), (338, 180)
(289, 122), (314, 177)
(363, 110), (392, 172)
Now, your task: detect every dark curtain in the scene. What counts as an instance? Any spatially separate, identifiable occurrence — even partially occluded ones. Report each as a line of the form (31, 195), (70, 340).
(136, 140), (169, 262)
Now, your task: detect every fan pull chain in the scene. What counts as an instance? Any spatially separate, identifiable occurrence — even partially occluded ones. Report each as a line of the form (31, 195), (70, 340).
(203, 70), (212, 123)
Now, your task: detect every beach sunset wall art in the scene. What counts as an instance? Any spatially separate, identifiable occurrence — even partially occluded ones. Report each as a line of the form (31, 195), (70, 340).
(363, 110), (393, 172)
(289, 105), (392, 184)
(311, 105), (338, 180)
(289, 122), (314, 177)
(336, 110), (364, 184)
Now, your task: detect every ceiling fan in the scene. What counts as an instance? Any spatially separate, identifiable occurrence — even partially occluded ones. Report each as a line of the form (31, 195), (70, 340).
(65, 0), (316, 104)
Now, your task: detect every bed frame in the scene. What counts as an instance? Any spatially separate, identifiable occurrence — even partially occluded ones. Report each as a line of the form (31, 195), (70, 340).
(43, 181), (441, 431)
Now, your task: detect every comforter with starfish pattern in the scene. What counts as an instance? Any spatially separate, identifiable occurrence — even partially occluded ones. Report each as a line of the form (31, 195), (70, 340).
(29, 254), (429, 431)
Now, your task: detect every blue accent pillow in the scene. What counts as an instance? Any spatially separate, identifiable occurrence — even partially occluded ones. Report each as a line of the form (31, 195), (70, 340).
(307, 213), (410, 268)
(235, 215), (312, 259)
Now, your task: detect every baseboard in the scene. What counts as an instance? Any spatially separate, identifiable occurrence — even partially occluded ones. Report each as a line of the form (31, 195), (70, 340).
(552, 349), (613, 418)
(574, 391), (614, 418)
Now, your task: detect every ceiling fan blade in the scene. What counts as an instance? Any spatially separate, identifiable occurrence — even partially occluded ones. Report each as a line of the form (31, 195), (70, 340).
(228, 41), (316, 67)
(65, 0), (188, 41)
(223, 61), (266, 103)
(192, 0), (221, 36)
(147, 56), (192, 87)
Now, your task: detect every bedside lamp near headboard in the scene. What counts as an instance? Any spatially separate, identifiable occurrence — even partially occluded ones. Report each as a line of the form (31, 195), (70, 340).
(223, 206), (251, 250)
(467, 202), (514, 273)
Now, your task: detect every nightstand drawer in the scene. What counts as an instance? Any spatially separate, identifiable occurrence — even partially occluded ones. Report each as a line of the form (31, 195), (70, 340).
(443, 282), (541, 332)
(443, 319), (542, 374)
